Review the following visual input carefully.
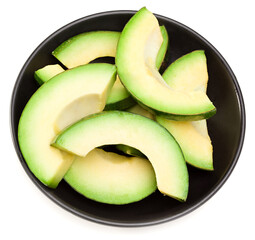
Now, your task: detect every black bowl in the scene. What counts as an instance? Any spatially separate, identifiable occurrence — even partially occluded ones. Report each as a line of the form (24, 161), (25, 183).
(10, 10), (245, 227)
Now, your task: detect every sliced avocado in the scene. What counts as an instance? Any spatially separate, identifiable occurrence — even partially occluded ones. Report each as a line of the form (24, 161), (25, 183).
(157, 50), (213, 170)
(52, 31), (121, 68)
(64, 148), (157, 204)
(116, 104), (155, 157)
(157, 117), (213, 170)
(34, 64), (64, 85)
(116, 7), (216, 121)
(163, 50), (208, 92)
(52, 111), (189, 201)
(18, 63), (116, 188)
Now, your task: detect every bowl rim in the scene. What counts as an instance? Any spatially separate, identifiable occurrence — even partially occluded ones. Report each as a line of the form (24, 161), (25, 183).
(10, 9), (246, 227)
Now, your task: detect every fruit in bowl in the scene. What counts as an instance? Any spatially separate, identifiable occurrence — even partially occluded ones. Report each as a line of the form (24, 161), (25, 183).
(11, 7), (244, 226)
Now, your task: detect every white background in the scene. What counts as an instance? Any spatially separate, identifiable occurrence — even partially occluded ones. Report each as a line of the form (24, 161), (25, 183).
(2, 0), (254, 239)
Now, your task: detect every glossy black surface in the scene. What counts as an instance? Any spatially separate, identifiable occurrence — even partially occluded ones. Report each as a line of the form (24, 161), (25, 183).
(10, 10), (245, 227)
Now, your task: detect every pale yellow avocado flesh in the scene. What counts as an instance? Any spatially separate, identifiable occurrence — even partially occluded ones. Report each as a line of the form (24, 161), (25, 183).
(18, 63), (116, 187)
(34, 64), (64, 85)
(116, 8), (215, 118)
(126, 104), (155, 120)
(64, 148), (157, 204)
(52, 111), (189, 201)
(157, 117), (213, 170)
(157, 51), (213, 170)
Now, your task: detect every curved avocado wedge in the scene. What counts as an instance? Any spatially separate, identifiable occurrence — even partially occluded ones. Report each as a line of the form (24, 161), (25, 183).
(52, 111), (189, 201)
(52, 31), (121, 68)
(157, 50), (213, 170)
(52, 29), (168, 110)
(18, 63), (116, 188)
(163, 50), (209, 92)
(157, 117), (213, 170)
(116, 7), (216, 120)
(64, 148), (157, 204)
(34, 64), (64, 85)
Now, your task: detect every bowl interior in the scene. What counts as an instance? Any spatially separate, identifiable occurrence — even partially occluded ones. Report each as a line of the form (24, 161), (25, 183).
(11, 11), (245, 226)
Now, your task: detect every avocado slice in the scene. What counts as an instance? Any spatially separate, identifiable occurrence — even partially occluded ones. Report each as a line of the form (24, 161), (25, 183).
(163, 50), (208, 92)
(157, 117), (213, 170)
(52, 31), (121, 68)
(64, 148), (157, 204)
(18, 63), (116, 188)
(157, 50), (213, 170)
(116, 7), (216, 120)
(52, 29), (168, 110)
(34, 64), (64, 85)
(52, 111), (189, 201)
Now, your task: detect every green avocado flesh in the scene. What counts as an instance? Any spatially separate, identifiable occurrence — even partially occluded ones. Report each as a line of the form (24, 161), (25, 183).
(157, 50), (213, 170)
(116, 104), (155, 157)
(34, 64), (64, 85)
(18, 63), (116, 188)
(52, 111), (189, 201)
(64, 148), (157, 204)
(116, 7), (216, 120)
(52, 29), (168, 110)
